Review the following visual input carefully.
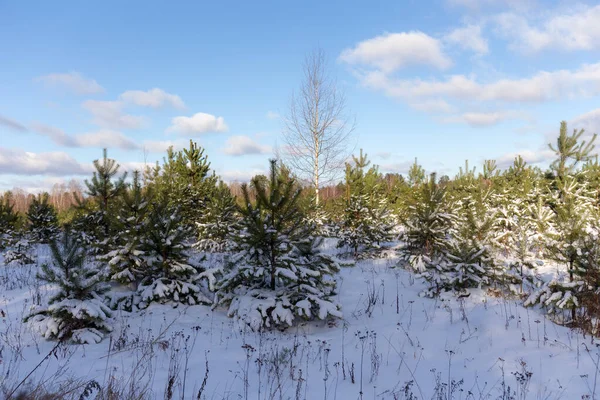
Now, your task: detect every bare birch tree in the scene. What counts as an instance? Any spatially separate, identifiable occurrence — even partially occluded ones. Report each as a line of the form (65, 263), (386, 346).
(282, 49), (355, 205)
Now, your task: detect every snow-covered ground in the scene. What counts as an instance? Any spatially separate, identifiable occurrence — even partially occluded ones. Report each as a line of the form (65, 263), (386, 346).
(2, 241), (600, 399)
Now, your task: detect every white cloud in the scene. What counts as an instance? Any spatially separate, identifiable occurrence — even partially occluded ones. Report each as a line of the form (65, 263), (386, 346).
(82, 100), (146, 130)
(494, 149), (555, 169)
(141, 139), (189, 153)
(375, 151), (393, 160)
(31, 123), (139, 150)
(571, 108), (600, 137)
(75, 130), (139, 150)
(30, 123), (75, 146)
(408, 99), (456, 113)
(36, 72), (104, 95)
(120, 88), (185, 109)
(495, 5), (600, 53)
(223, 135), (272, 156)
(444, 25), (489, 55)
(441, 111), (524, 126)
(166, 112), (228, 135)
(219, 169), (265, 183)
(0, 147), (92, 176)
(120, 161), (150, 174)
(340, 32), (452, 72)
(359, 62), (600, 104)
(0, 114), (27, 132)
(379, 160), (414, 174)
(0, 176), (76, 193)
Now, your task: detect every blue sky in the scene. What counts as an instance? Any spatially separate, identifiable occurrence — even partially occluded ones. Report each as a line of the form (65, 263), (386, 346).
(2, 0), (600, 191)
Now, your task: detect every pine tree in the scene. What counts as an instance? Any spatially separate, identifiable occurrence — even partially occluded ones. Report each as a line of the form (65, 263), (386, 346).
(27, 192), (60, 244)
(337, 193), (373, 258)
(407, 158), (426, 187)
(441, 184), (500, 295)
(526, 122), (598, 323)
(3, 236), (35, 266)
(81, 148), (127, 254)
(149, 141), (218, 228)
(106, 171), (151, 288)
(195, 181), (238, 253)
(549, 121), (597, 180)
(24, 230), (112, 344)
(337, 150), (395, 258)
(0, 194), (19, 250)
(305, 204), (335, 237)
(137, 199), (206, 307)
(214, 160), (341, 331)
(399, 173), (456, 274)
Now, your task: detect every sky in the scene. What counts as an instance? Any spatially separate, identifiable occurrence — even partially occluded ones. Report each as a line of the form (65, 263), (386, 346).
(2, 0), (600, 192)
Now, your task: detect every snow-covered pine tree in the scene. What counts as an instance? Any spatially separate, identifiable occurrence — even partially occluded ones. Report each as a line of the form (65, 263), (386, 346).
(304, 200), (335, 238)
(137, 198), (206, 307)
(3, 236), (35, 266)
(27, 192), (60, 244)
(106, 171), (151, 289)
(338, 193), (372, 258)
(80, 148), (127, 255)
(440, 182), (501, 296)
(195, 181), (238, 253)
(70, 208), (106, 253)
(526, 176), (595, 322)
(398, 173), (456, 275)
(494, 159), (552, 295)
(151, 141), (218, 229)
(214, 159), (341, 331)
(528, 195), (555, 259)
(0, 194), (19, 250)
(337, 150), (395, 258)
(526, 121), (597, 323)
(24, 229), (112, 344)
(0, 194), (34, 265)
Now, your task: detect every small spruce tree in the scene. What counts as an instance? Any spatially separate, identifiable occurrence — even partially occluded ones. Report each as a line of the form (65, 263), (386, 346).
(526, 121), (597, 323)
(106, 171), (152, 289)
(214, 160), (341, 331)
(399, 173), (456, 273)
(0, 194), (19, 250)
(27, 192), (60, 244)
(337, 150), (395, 258)
(195, 181), (238, 253)
(137, 199), (206, 307)
(24, 230), (112, 344)
(81, 148), (127, 255)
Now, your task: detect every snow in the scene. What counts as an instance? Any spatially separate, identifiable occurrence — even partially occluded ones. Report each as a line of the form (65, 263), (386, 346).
(2, 243), (600, 398)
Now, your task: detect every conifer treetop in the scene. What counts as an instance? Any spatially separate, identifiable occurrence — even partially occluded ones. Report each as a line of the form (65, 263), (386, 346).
(85, 148), (127, 211)
(549, 121), (597, 180)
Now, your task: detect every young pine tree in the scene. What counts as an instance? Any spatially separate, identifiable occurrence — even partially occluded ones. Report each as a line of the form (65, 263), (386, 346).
(399, 173), (456, 273)
(106, 171), (152, 289)
(151, 141), (218, 228)
(526, 122), (597, 323)
(27, 192), (60, 244)
(194, 181), (238, 253)
(80, 148), (127, 254)
(25, 230), (112, 344)
(441, 183), (501, 295)
(137, 199), (206, 307)
(0, 194), (19, 250)
(337, 150), (395, 258)
(214, 160), (341, 331)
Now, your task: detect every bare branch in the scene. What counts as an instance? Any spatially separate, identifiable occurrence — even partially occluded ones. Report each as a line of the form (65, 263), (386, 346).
(282, 49), (356, 205)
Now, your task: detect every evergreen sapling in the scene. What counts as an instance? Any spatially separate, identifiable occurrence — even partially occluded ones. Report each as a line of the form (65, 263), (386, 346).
(25, 230), (112, 344)
(214, 160), (341, 331)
